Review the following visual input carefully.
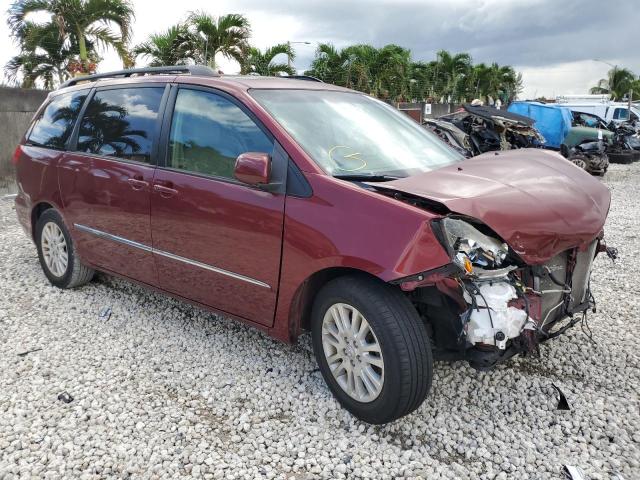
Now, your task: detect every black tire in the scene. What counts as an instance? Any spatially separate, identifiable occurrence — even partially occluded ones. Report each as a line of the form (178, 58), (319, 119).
(608, 151), (635, 164)
(35, 209), (94, 289)
(311, 274), (433, 424)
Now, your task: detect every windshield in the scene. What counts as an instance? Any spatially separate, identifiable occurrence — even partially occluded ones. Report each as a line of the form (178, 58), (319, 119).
(250, 89), (463, 178)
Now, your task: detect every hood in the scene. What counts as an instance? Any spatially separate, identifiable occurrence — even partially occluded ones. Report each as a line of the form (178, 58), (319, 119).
(462, 104), (535, 127)
(372, 149), (611, 264)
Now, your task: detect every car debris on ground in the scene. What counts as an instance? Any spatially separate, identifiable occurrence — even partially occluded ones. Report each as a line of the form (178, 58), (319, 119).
(16, 347), (42, 357)
(551, 383), (571, 411)
(98, 306), (112, 321)
(56, 392), (74, 404)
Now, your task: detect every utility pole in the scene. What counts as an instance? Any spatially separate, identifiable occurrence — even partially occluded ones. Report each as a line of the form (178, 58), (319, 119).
(199, 31), (209, 67)
(287, 41), (311, 70)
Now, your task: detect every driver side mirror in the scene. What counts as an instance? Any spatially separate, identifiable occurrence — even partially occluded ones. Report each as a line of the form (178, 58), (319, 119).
(234, 152), (271, 187)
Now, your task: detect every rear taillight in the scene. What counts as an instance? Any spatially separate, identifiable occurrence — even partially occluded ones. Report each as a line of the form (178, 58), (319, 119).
(11, 145), (22, 165)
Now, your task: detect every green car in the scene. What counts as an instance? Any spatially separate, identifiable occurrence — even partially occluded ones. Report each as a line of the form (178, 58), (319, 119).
(564, 125), (612, 147)
(509, 102), (610, 175)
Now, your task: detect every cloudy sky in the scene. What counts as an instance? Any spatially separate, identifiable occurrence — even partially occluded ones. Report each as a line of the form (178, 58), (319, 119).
(1, 0), (638, 98)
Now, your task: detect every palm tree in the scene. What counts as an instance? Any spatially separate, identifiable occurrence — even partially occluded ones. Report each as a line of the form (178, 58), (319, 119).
(369, 44), (411, 101)
(306, 44), (522, 105)
(134, 24), (194, 67)
(8, 0), (134, 74)
(187, 12), (250, 68)
(342, 44), (378, 93)
(632, 79), (640, 101)
(240, 44), (295, 76)
(471, 63), (521, 104)
(306, 43), (349, 86)
(591, 66), (637, 101)
(432, 50), (472, 103)
(408, 61), (435, 101)
(307, 43), (412, 101)
(5, 21), (78, 88)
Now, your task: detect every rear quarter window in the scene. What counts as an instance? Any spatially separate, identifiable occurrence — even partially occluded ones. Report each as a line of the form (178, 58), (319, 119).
(27, 90), (88, 150)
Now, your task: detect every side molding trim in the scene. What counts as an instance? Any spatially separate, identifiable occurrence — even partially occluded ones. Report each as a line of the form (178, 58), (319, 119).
(74, 223), (271, 289)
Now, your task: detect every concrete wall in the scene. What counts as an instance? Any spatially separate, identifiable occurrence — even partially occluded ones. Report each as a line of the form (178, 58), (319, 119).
(0, 88), (50, 192)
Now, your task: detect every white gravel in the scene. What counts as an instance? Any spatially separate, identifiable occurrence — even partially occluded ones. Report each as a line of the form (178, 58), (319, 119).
(1, 163), (639, 480)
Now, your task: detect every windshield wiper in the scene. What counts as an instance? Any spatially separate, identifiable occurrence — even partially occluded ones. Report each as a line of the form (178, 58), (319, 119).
(333, 174), (401, 182)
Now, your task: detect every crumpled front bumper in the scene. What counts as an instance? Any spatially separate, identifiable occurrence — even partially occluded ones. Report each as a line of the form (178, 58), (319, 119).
(398, 237), (614, 371)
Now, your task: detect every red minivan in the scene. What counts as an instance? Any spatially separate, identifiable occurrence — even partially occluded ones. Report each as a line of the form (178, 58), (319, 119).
(14, 66), (612, 424)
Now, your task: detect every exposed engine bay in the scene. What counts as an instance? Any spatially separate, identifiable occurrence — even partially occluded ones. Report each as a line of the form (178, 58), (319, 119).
(362, 148), (614, 370)
(391, 214), (616, 370)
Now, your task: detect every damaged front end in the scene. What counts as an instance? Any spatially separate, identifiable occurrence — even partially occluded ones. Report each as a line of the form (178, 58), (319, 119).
(440, 104), (545, 156)
(392, 216), (615, 370)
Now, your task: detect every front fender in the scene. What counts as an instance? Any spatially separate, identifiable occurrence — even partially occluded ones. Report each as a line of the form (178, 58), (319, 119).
(270, 173), (450, 342)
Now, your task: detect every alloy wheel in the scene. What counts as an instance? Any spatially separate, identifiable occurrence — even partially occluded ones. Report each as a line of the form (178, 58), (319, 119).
(321, 303), (384, 402)
(41, 221), (68, 277)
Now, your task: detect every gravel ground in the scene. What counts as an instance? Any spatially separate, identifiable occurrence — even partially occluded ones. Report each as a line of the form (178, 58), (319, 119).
(1, 164), (639, 480)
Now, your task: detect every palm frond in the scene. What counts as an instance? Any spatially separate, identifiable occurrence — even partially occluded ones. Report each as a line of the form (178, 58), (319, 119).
(83, 0), (134, 43)
(7, 0), (52, 34)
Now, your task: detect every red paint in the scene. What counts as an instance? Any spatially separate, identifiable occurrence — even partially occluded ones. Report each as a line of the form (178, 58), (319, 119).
(375, 149), (611, 264)
(58, 153), (158, 285)
(150, 168), (284, 326)
(14, 74), (612, 344)
(234, 152), (272, 185)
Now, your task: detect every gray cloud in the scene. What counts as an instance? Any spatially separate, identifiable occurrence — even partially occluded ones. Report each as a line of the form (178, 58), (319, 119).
(2, 0), (636, 97)
(236, 0), (639, 71)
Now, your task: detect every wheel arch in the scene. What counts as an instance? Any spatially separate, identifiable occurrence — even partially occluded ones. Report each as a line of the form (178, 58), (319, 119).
(31, 201), (56, 241)
(291, 266), (398, 337)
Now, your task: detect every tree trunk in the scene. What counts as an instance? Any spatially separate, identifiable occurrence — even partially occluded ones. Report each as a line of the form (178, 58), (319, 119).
(78, 29), (88, 75)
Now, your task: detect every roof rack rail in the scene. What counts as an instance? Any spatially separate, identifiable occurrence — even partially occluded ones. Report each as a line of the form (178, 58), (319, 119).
(59, 65), (219, 89)
(284, 75), (323, 83)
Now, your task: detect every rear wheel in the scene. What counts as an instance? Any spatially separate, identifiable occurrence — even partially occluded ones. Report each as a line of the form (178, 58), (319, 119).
(311, 275), (433, 424)
(35, 209), (94, 289)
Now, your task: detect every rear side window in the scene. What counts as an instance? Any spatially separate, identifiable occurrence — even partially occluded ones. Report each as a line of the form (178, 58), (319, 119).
(77, 87), (164, 163)
(168, 89), (273, 179)
(28, 91), (87, 150)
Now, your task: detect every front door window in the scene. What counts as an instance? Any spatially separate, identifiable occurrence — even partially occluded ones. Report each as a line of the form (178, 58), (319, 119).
(168, 89), (273, 178)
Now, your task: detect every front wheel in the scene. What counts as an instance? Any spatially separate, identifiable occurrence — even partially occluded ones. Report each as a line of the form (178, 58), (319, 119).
(311, 275), (433, 424)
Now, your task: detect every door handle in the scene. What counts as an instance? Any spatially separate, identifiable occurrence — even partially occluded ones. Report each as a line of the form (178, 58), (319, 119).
(153, 184), (179, 197)
(127, 177), (149, 190)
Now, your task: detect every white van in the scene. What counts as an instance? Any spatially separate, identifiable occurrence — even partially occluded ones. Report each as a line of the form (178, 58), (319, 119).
(556, 96), (640, 125)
